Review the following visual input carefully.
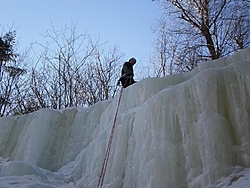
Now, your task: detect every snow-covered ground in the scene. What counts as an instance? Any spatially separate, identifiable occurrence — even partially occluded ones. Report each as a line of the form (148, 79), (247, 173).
(0, 48), (250, 187)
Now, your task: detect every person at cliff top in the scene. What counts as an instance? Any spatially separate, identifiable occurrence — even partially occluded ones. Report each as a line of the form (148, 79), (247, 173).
(117, 57), (136, 88)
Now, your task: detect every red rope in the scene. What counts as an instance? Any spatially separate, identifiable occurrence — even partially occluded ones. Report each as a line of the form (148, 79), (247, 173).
(97, 87), (124, 188)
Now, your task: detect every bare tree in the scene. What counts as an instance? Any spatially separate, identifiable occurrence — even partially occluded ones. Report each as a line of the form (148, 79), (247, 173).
(30, 22), (123, 109)
(0, 23), (123, 116)
(82, 45), (123, 105)
(29, 23), (95, 109)
(226, 0), (250, 51)
(150, 19), (177, 76)
(151, 0), (250, 74)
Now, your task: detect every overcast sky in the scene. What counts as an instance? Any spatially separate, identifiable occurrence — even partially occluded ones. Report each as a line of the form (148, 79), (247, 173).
(0, 0), (161, 66)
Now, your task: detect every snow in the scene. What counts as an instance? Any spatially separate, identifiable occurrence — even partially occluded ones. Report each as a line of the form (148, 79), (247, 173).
(0, 48), (250, 187)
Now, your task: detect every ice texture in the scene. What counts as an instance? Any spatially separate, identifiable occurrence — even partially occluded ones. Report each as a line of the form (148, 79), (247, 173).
(0, 48), (250, 187)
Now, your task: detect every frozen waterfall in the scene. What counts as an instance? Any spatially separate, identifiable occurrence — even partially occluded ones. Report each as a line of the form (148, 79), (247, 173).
(0, 48), (250, 187)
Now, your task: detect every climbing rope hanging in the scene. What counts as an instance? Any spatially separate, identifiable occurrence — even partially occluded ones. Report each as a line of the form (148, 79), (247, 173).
(97, 86), (124, 188)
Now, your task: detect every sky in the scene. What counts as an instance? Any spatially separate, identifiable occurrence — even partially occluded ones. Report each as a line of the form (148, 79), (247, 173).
(0, 0), (161, 66)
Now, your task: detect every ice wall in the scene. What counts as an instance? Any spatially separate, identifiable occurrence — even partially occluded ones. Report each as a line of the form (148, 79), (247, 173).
(0, 48), (250, 188)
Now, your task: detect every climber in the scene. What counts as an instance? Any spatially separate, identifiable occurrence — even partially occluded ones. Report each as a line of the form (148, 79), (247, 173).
(117, 57), (136, 88)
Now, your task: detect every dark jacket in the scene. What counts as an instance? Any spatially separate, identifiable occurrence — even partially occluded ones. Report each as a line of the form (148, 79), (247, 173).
(122, 62), (134, 77)
(119, 62), (135, 88)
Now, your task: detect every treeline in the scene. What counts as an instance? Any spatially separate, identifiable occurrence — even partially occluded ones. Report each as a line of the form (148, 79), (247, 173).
(0, 25), (123, 116)
(151, 0), (250, 76)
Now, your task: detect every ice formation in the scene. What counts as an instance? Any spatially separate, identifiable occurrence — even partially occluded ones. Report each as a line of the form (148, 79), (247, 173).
(0, 48), (250, 188)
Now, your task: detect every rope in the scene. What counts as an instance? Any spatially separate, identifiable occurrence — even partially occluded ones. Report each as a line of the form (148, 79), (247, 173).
(97, 86), (124, 188)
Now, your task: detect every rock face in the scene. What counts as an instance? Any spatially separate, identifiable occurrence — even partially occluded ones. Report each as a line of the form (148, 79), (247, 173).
(0, 48), (250, 188)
